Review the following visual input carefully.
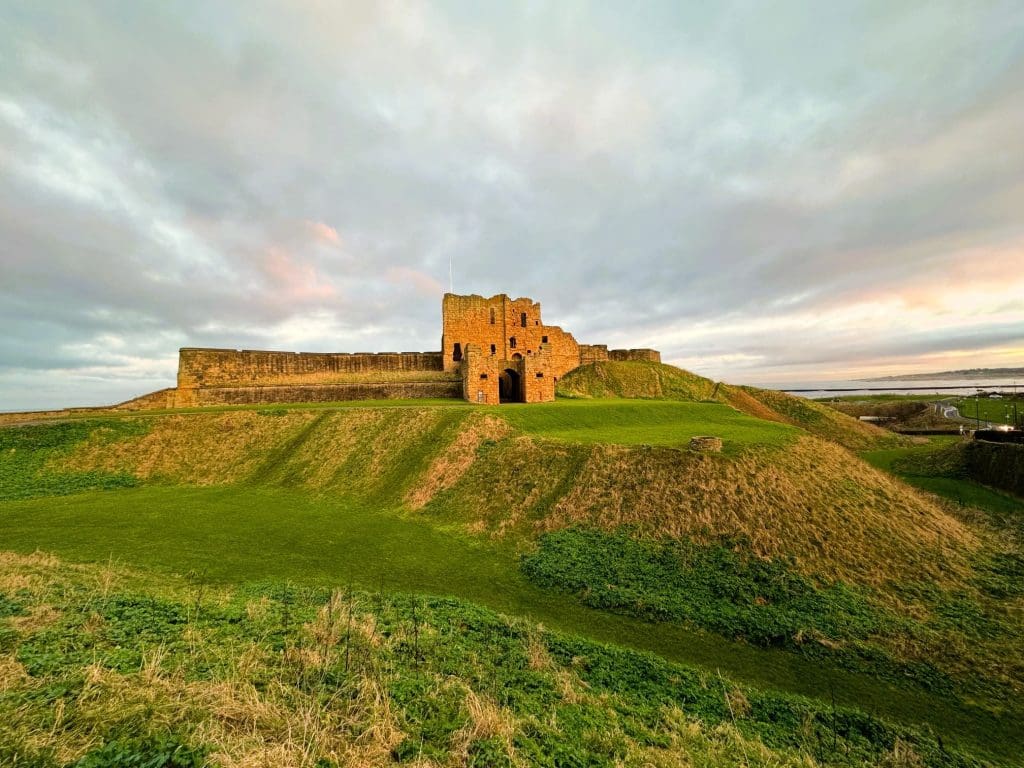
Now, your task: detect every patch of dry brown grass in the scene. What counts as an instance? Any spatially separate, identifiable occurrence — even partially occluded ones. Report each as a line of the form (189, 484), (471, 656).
(56, 411), (320, 485)
(0, 550), (63, 594)
(358, 409), (447, 485)
(8, 604), (61, 633)
(406, 414), (511, 509)
(534, 436), (974, 587)
(722, 385), (897, 452)
(0, 655), (29, 692)
(439, 435), (584, 537)
(12, 638), (407, 768)
(623, 706), (819, 768)
(451, 687), (519, 766)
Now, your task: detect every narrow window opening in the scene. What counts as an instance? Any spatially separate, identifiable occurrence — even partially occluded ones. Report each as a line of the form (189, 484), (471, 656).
(490, 344), (496, 355)
(535, 372), (544, 378)
(489, 308), (495, 324)
(541, 335), (548, 344)
(480, 373), (488, 380)
(520, 312), (527, 327)
(509, 337), (517, 349)
(452, 343), (462, 362)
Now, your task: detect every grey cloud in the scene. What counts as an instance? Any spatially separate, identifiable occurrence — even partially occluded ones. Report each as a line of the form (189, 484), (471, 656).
(1, 1), (1023, 410)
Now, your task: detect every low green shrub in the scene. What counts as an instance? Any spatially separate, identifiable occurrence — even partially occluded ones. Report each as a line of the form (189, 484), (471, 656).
(0, 420), (147, 500)
(69, 733), (206, 767)
(521, 528), (883, 648)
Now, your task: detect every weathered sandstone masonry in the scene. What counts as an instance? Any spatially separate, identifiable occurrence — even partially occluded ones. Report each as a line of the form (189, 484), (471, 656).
(174, 350), (457, 407)
(442, 293), (659, 404)
(118, 293), (659, 408)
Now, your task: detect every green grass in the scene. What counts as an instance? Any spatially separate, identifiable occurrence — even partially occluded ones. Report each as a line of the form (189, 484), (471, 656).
(815, 394), (955, 403)
(2, 410), (1022, 763)
(2, 559), (994, 767)
(0, 420), (146, 500)
(518, 528), (1024, 704)
(863, 438), (1023, 518)
(555, 360), (719, 401)
(954, 396), (1023, 426)
(1, 485), (1019, 763)
(11, 397), (796, 454)
(489, 399), (796, 451)
(522, 529), (888, 647)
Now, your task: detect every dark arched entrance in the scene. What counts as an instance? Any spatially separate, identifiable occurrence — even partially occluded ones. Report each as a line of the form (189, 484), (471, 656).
(499, 368), (523, 403)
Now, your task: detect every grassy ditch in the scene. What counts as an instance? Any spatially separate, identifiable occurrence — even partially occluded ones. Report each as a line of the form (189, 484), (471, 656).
(519, 528), (1023, 705)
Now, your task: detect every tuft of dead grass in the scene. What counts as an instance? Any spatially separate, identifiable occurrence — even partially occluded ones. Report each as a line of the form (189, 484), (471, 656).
(406, 413), (511, 509)
(0, 655), (29, 692)
(8, 604), (61, 633)
(451, 687), (519, 765)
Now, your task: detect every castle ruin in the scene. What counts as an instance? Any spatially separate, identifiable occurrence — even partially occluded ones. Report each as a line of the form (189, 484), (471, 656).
(126, 294), (659, 409)
(441, 294), (658, 404)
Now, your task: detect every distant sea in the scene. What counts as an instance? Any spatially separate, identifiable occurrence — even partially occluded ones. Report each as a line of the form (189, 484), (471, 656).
(754, 379), (1024, 399)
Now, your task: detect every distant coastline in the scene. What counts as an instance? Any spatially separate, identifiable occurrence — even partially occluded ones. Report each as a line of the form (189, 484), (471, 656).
(865, 367), (1024, 382)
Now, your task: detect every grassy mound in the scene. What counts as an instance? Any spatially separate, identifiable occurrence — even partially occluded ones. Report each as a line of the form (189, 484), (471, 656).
(22, 409), (971, 589)
(556, 360), (719, 401)
(555, 361), (899, 452)
(0, 551), (1003, 767)
(519, 528), (1024, 704)
(719, 386), (900, 452)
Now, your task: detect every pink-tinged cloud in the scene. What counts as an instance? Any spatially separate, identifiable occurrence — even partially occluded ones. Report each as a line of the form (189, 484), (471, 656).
(385, 266), (444, 297)
(264, 247), (337, 301)
(305, 220), (341, 245)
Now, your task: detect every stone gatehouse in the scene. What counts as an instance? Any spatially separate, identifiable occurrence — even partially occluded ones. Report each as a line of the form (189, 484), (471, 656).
(441, 293), (659, 404)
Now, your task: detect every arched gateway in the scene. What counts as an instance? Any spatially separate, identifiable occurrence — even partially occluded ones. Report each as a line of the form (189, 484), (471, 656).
(499, 368), (523, 403)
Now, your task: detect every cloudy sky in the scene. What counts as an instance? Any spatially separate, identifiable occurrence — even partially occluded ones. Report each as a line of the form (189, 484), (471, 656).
(2, 1), (1023, 410)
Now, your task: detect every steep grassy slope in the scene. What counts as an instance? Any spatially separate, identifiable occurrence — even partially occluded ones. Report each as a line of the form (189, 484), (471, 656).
(39, 410), (970, 588)
(555, 360), (720, 401)
(555, 361), (899, 451)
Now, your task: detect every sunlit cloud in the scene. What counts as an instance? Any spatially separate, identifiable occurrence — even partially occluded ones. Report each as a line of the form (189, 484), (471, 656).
(1, 1), (1022, 409)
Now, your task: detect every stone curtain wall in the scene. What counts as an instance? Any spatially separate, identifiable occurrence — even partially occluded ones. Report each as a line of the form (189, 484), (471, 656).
(579, 344), (610, 365)
(182, 381), (461, 407)
(609, 349), (662, 363)
(178, 349), (446, 388)
(173, 349), (454, 407)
